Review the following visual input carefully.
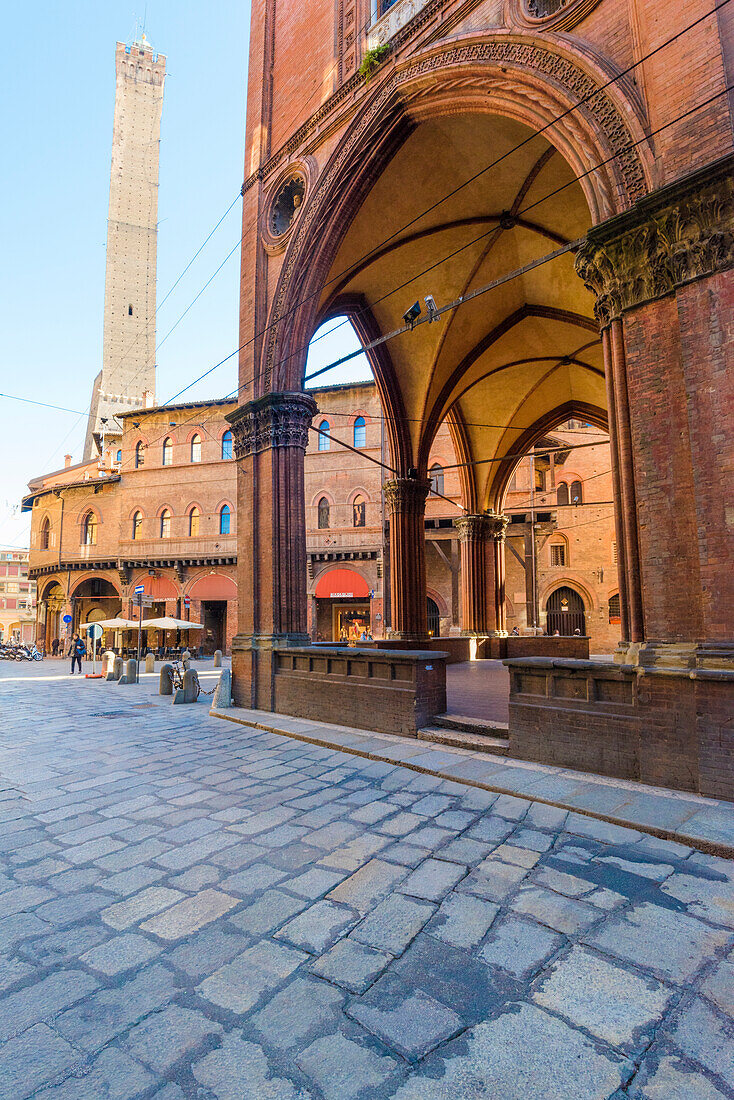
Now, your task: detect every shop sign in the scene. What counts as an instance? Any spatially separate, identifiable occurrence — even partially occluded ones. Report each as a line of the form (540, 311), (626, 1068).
(331, 592), (354, 598)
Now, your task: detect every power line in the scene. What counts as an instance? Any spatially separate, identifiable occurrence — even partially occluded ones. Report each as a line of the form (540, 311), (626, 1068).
(249, 0), (733, 374)
(170, 73), (734, 412)
(35, 55), (733, 481)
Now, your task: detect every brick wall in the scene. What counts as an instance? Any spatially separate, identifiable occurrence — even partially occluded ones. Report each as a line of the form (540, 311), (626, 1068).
(507, 659), (734, 800)
(273, 646), (447, 735)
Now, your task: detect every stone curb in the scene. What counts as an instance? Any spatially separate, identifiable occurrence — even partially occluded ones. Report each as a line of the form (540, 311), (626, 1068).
(211, 706), (734, 860)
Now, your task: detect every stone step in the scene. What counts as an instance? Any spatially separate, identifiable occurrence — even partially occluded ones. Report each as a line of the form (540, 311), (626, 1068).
(418, 725), (510, 755)
(433, 713), (509, 736)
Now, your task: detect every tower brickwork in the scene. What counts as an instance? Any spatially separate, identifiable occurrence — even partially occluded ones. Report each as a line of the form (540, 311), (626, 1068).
(84, 37), (165, 459)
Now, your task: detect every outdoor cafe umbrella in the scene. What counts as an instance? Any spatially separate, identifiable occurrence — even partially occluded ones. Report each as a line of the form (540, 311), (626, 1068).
(137, 616), (203, 654)
(80, 618), (139, 630)
(138, 617), (203, 630)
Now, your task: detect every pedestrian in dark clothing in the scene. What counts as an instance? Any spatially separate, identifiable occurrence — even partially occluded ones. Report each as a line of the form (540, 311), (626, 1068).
(51, 638), (59, 656)
(70, 634), (86, 674)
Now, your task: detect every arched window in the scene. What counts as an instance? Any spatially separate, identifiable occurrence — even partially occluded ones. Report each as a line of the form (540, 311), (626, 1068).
(353, 496), (366, 527)
(40, 518), (50, 550)
(429, 464), (444, 496)
(318, 497), (330, 529)
(160, 509), (171, 538)
(353, 416), (366, 448)
(556, 482), (569, 506)
(162, 437), (173, 466)
(221, 430), (233, 460)
(132, 511), (142, 540)
(570, 480), (583, 504)
(190, 434), (202, 463)
(219, 504), (231, 535)
(188, 507), (200, 537)
(115, 449), (122, 465)
(318, 420), (331, 451)
(82, 512), (98, 546)
(135, 441), (145, 468)
(609, 593), (621, 624)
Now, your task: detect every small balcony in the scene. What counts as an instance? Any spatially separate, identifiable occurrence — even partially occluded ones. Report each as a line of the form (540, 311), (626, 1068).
(367, 0), (430, 48)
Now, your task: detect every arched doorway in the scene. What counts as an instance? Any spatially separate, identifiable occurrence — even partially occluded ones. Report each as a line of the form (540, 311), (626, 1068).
(546, 586), (586, 636)
(427, 597), (440, 638)
(71, 577), (122, 634)
(39, 580), (66, 648)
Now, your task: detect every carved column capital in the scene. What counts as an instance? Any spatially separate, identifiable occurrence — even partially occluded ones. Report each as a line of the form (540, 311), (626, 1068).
(226, 391), (318, 459)
(383, 477), (431, 516)
(575, 154), (734, 328)
(455, 512), (508, 542)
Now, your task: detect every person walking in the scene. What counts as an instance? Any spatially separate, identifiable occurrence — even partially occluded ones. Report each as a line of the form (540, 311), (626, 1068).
(70, 633), (86, 675)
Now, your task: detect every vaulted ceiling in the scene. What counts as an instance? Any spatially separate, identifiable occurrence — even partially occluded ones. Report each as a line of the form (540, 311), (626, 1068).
(319, 112), (604, 509)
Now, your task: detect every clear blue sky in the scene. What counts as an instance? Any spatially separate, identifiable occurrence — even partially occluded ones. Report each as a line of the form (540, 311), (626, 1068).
(0, 2), (369, 549)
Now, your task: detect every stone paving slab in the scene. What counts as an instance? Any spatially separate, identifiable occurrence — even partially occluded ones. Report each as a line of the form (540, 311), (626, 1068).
(214, 706), (734, 858)
(0, 669), (731, 1099)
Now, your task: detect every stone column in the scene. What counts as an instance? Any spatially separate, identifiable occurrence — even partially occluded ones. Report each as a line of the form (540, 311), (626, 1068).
(575, 153), (734, 671)
(491, 514), (509, 636)
(384, 477), (431, 642)
(456, 513), (508, 635)
(227, 391), (317, 709)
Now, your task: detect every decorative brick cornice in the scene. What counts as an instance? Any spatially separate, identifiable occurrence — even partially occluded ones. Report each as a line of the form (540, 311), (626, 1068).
(575, 154), (734, 328)
(226, 392), (318, 459)
(383, 477), (431, 515)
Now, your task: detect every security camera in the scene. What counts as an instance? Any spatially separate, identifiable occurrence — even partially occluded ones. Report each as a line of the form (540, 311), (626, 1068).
(402, 301), (421, 329)
(424, 295), (440, 322)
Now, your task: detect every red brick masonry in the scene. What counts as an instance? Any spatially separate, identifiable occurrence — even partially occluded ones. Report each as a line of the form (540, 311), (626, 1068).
(506, 658), (734, 801)
(273, 646), (448, 736)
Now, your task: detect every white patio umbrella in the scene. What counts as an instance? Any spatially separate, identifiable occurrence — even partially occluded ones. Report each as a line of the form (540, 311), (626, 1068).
(80, 617), (139, 630)
(139, 617), (203, 630)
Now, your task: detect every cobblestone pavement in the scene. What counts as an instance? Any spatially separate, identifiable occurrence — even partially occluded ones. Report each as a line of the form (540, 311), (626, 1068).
(0, 668), (732, 1099)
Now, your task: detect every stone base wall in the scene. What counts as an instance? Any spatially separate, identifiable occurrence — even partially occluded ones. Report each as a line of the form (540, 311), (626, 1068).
(506, 658), (734, 800)
(273, 646), (447, 736)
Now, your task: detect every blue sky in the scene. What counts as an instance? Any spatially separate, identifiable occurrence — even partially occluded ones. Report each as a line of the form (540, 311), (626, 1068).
(0, 2), (369, 549)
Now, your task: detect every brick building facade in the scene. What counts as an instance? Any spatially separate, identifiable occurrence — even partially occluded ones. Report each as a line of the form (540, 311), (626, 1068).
(25, 384), (618, 655)
(226, 0), (733, 795)
(0, 548), (36, 645)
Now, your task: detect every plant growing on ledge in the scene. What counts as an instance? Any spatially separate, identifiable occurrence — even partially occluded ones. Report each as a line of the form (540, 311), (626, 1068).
(359, 44), (390, 84)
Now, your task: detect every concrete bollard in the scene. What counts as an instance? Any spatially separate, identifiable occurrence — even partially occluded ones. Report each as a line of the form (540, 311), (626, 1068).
(159, 664), (173, 696)
(108, 656), (124, 682)
(182, 655), (191, 671)
(102, 651), (115, 677)
(212, 668), (231, 709)
(145, 652), (155, 673)
(172, 668), (199, 705)
(181, 649), (191, 663)
(213, 650), (222, 668)
(117, 658), (137, 684)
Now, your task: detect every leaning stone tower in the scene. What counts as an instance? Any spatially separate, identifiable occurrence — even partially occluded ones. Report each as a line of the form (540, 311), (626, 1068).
(84, 35), (166, 459)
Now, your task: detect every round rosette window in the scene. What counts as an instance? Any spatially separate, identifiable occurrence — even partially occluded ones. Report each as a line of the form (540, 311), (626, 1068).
(269, 175), (306, 238)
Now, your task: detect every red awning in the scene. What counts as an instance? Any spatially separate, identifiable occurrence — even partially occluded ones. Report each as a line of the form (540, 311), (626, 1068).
(315, 568), (370, 599)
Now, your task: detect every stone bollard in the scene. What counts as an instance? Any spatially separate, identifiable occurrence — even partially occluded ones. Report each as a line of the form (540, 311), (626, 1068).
(117, 658), (137, 684)
(145, 652), (155, 673)
(159, 664), (173, 696)
(182, 655), (191, 671)
(212, 668), (231, 709)
(172, 668), (199, 705)
(102, 651), (115, 677)
(213, 650), (222, 668)
(108, 656), (124, 682)
(181, 649), (191, 663)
